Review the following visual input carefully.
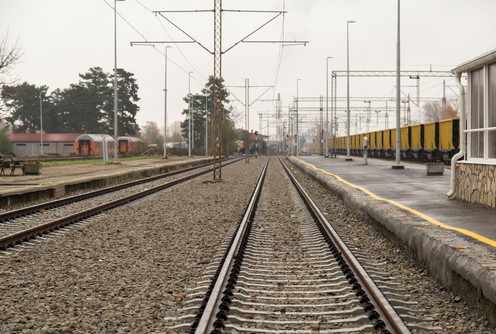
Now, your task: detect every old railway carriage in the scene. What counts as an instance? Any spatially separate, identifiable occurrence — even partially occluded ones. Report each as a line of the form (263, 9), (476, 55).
(74, 134), (114, 156)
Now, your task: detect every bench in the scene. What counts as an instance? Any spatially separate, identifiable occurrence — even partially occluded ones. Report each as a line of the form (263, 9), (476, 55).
(0, 156), (25, 176)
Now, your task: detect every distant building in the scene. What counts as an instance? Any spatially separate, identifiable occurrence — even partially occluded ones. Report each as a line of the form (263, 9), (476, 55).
(166, 141), (187, 149)
(10, 133), (81, 157)
(451, 49), (496, 207)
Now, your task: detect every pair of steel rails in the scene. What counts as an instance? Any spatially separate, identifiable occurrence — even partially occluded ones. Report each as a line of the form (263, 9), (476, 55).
(0, 159), (240, 250)
(192, 156), (410, 334)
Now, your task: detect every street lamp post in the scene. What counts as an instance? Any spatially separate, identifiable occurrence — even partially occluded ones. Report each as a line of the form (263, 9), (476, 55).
(296, 79), (301, 156)
(346, 20), (356, 161)
(188, 71), (193, 157)
(113, 0), (125, 164)
(163, 46), (171, 159)
(325, 57), (333, 158)
(129, 42), (171, 159)
(332, 71), (337, 158)
(205, 95), (208, 156)
(375, 110), (381, 127)
(364, 100), (371, 133)
(39, 93), (43, 156)
(393, 0), (404, 169)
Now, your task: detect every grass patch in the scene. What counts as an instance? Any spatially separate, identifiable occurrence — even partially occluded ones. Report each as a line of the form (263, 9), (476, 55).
(41, 155), (166, 167)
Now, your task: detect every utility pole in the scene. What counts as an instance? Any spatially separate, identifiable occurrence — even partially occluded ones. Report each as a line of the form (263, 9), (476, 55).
(288, 106), (293, 155)
(393, 0), (404, 169)
(332, 71), (338, 157)
(276, 94), (282, 154)
(325, 57), (333, 158)
(385, 100), (389, 129)
(442, 79), (446, 116)
(296, 79), (301, 156)
(227, 80), (272, 160)
(346, 20), (356, 161)
(205, 95), (209, 156)
(188, 71), (193, 157)
(245, 78), (249, 162)
(113, 0), (125, 164)
(364, 100), (371, 132)
(39, 93), (43, 156)
(130, 42), (178, 159)
(155, 2), (307, 181)
(407, 94), (411, 125)
(409, 75), (420, 107)
(320, 95), (323, 155)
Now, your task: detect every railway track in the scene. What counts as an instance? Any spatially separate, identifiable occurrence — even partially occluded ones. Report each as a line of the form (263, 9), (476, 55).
(175, 157), (412, 333)
(0, 158), (240, 251)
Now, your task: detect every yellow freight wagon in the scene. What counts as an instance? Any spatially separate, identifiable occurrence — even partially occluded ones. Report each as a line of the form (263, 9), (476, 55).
(383, 129), (391, 150)
(410, 124), (423, 150)
(423, 121), (438, 151)
(400, 126), (410, 150)
(439, 119), (459, 150)
(390, 129), (397, 150)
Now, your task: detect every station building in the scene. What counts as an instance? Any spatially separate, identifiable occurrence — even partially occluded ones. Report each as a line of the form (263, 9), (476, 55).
(10, 133), (81, 157)
(452, 49), (496, 208)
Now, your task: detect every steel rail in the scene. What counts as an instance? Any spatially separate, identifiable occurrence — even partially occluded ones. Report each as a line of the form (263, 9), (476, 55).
(194, 157), (270, 334)
(0, 158), (240, 223)
(0, 159), (240, 250)
(279, 157), (411, 334)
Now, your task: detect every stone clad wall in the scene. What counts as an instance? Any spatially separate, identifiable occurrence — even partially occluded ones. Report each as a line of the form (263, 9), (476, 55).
(456, 163), (496, 208)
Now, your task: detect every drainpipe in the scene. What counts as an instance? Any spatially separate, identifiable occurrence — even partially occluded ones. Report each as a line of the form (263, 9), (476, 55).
(447, 72), (466, 198)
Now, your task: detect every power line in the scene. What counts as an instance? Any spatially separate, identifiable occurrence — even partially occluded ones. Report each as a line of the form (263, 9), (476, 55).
(131, 0), (207, 86)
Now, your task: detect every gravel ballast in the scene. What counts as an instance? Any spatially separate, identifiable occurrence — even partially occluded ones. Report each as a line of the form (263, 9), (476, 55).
(1, 156), (495, 333)
(286, 158), (496, 333)
(0, 158), (265, 333)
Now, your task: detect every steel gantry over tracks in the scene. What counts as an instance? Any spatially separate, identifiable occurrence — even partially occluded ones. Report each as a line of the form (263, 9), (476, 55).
(154, 1), (307, 180)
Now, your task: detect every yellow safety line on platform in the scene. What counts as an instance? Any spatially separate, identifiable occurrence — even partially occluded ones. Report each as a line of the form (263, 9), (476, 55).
(0, 170), (130, 194)
(296, 158), (496, 248)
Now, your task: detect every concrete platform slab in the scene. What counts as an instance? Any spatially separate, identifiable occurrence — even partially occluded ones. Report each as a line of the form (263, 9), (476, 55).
(0, 157), (213, 208)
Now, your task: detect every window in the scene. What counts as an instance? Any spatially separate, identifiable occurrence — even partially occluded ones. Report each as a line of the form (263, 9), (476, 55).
(470, 68), (484, 158)
(467, 62), (496, 162)
(489, 63), (496, 159)
(16, 143), (26, 146)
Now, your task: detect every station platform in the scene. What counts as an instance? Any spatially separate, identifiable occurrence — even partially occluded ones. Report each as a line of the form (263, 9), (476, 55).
(0, 156), (212, 208)
(290, 154), (496, 322)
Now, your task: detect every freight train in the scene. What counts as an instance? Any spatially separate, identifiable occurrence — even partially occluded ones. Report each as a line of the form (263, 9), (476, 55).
(331, 118), (459, 163)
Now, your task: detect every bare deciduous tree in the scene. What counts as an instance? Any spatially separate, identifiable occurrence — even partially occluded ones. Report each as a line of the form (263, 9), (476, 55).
(422, 101), (459, 122)
(0, 33), (23, 83)
(168, 121), (185, 142)
(140, 121), (162, 145)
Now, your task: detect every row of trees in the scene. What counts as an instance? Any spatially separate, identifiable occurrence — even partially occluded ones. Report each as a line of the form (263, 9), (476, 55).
(1, 67), (140, 135)
(179, 75), (237, 155)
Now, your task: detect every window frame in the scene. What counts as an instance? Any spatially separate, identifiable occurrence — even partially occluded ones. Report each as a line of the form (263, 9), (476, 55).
(466, 63), (496, 164)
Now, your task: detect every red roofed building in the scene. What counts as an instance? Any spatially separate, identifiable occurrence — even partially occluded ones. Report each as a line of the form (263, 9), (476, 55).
(10, 133), (82, 157)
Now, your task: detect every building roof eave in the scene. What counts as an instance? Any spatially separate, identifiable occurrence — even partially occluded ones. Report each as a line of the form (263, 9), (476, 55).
(452, 48), (496, 73)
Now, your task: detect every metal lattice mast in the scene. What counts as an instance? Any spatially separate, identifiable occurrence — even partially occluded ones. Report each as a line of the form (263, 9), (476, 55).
(153, 3), (306, 180)
(212, 0), (223, 180)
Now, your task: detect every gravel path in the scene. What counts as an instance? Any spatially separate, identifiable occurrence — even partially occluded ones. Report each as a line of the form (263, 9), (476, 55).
(0, 158), (265, 334)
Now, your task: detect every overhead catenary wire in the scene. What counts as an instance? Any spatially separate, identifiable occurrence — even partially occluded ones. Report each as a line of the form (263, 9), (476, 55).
(132, 0), (207, 86)
(102, 0), (206, 88)
(272, 0), (286, 97)
(106, 0), (299, 131)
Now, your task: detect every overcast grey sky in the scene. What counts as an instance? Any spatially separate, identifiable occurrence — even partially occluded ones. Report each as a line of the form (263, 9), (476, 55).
(1, 0), (496, 137)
